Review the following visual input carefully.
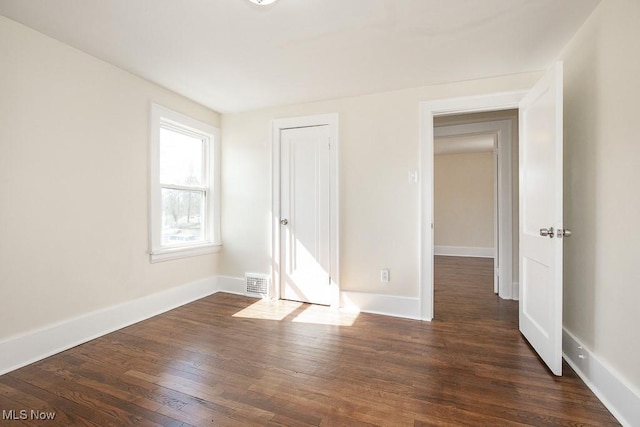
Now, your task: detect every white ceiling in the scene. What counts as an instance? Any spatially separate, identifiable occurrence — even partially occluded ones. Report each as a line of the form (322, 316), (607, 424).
(0, 0), (599, 113)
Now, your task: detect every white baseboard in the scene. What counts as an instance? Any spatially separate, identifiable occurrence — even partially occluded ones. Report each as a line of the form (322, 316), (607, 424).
(434, 245), (494, 258)
(217, 275), (247, 295)
(341, 291), (421, 320)
(218, 276), (421, 320)
(512, 281), (519, 300)
(0, 276), (218, 376)
(563, 328), (640, 427)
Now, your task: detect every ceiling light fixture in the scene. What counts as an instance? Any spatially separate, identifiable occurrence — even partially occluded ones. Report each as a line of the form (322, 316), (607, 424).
(248, 0), (278, 5)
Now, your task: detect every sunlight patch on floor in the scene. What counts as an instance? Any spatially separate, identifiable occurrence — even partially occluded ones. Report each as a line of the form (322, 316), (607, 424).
(232, 299), (302, 321)
(232, 298), (359, 326)
(292, 305), (359, 326)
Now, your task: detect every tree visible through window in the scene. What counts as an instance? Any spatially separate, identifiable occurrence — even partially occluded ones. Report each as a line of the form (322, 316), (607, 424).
(159, 126), (206, 245)
(150, 104), (220, 262)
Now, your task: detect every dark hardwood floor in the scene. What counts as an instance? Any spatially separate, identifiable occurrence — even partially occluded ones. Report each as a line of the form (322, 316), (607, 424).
(0, 256), (619, 426)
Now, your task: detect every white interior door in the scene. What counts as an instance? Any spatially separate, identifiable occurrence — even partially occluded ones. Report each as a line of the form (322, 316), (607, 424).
(280, 125), (333, 305)
(519, 62), (564, 376)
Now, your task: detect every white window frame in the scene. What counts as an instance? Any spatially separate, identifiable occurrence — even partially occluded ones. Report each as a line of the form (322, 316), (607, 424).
(149, 103), (221, 262)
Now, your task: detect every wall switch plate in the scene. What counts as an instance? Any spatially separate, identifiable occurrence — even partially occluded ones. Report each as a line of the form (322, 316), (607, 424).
(381, 269), (390, 282)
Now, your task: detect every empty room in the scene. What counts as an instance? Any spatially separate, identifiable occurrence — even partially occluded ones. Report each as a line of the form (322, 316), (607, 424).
(0, 0), (638, 425)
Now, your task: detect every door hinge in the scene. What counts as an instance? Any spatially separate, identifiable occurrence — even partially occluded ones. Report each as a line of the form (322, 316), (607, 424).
(328, 276), (331, 285)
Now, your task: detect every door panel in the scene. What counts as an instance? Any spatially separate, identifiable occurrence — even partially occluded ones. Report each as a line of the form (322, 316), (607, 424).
(519, 62), (564, 376)
(280, 125), (332, 305)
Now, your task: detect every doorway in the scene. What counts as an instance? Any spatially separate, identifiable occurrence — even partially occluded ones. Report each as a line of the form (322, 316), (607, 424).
(420, 63), (565, 375)
(434, 132), (498, 300)
(419, 92), (526, 321)
(433, 113), (518, 305)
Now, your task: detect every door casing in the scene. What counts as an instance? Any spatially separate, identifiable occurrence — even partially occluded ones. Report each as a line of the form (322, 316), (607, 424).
(271, 114), (340, 306)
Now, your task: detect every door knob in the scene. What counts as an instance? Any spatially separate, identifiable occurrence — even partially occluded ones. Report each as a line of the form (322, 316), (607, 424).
(539, 227), (555, 238)
(557, 228), (572, 238)
(280, 219), (288, 225)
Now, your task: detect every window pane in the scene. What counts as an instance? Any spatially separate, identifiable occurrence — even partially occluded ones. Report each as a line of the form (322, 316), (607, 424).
(159, 127), (205, 186)
(161, 189), (205, 246)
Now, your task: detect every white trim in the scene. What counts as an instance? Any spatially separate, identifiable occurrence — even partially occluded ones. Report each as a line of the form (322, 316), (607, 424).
(434, 245), (494, 258)
(563, 328), (640, 427)
(0, 277), (218, 376)
(149, 243), (221, 263)
(420, 91), (526, 321)
(217, 275), (247, 295)
(216, 277), (420, 319)
(340, 292), (421, 320)
(149, 103), (221, 263)
(434, 119), (514, 299)
(271, 114), (340, 306)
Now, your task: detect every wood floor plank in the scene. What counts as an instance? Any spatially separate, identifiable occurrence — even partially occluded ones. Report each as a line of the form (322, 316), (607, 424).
(0, 256), (619, 425)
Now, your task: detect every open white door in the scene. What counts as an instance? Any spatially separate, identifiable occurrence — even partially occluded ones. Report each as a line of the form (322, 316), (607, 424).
(519, 62), (565, 376)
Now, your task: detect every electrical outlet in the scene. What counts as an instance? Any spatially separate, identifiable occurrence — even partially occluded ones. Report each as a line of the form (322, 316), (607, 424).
(577, 345), (586, 360)
(380, 269), (390, 282)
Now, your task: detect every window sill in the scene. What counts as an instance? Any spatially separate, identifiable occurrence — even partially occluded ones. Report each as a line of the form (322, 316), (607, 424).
(149, 243), (221, 263)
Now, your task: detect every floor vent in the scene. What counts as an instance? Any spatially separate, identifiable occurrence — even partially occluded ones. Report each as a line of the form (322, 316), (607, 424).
(245, 273), (270, 298)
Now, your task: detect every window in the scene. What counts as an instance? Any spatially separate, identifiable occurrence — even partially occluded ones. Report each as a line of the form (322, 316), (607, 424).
(149, 104), (221, 262)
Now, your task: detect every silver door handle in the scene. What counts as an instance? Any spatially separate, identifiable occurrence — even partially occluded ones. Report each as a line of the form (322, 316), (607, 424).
(280, 219), (288, 225)
(557, 228), (572, 238)
(540, 227), (555, 238)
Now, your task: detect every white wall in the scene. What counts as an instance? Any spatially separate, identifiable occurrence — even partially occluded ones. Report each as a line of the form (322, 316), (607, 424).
(0, 16), (220, 341)
(221, 73), (540, 297)
(434, 151), (494, 250)
(561, 0), (640, 394)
